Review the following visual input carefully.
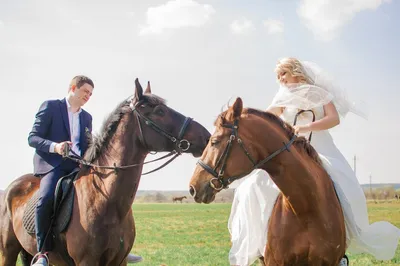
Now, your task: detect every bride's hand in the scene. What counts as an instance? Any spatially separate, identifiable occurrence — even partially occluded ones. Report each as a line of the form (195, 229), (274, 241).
(293, 124), (311, 135)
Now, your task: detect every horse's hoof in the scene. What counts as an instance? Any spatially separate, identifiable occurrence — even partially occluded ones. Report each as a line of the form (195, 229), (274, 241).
(126, 253), (143, 263)
(339, 254), (349, 266)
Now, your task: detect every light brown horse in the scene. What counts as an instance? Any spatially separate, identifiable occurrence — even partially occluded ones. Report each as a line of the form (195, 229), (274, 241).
(0, 79), (211, 266)
(189, 97), (346, 265)
(172, 196), (187, 203)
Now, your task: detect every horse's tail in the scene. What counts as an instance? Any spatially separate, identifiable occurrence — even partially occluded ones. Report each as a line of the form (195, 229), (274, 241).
(5, 175), (37, 220)
(4, 187), (13, 220)
(0, 186), (12, 220)
(0, 189), (12, 221)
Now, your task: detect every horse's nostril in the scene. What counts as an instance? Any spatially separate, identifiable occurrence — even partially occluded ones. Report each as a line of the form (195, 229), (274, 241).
(189, 186), (196, 197)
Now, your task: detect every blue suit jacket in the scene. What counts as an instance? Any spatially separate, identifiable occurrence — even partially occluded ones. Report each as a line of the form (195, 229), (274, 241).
(28, 98), (92, 175)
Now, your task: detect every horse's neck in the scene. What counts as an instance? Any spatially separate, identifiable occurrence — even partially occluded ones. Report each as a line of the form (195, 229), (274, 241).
(263, 155), (319, 213)
(85, 116), (146, 218)
(255, 124), (321, 213)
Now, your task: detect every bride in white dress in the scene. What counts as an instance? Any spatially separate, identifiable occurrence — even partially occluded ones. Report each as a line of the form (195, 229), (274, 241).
(228, 57), (400, 266)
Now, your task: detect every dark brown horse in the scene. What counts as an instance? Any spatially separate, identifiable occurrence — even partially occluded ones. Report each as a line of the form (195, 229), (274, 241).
(189, 97), (346, 265)
(172, 196), (187, 203)
(0, 79), (210, 266)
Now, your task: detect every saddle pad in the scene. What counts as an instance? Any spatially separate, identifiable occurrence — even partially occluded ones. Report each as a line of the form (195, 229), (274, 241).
(22, 188), (75, 235)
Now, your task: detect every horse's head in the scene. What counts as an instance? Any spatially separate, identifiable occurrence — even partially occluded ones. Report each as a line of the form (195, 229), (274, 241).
(131, 78), (211, 157)
(189, 97), (260, 203)
(189, 97), (299, 203)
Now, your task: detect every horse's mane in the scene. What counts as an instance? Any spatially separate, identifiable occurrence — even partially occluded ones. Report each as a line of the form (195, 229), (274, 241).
(84, 93), (166, 163)
(216, 108), (322, 166)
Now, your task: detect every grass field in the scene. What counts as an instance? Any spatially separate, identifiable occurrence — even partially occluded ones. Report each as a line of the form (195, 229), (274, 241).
(130, 202), (400, 266)
(5, 202), (400, 265)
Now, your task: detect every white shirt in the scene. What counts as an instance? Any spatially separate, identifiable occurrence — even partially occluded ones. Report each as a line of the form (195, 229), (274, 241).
(49, 98), (82, 156)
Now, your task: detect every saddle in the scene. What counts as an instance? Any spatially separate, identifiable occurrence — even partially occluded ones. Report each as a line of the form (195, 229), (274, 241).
(22, 169), (79, 235)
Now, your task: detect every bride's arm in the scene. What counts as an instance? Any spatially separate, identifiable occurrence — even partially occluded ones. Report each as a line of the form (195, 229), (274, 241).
(306, 102), (340, 131)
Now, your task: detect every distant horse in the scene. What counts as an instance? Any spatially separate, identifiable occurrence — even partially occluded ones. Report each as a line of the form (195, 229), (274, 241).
(0, 79), (210, 266)
(189, 97), (346, 265)
(395, 194), (399, 201)
(172, 196), (187, 203)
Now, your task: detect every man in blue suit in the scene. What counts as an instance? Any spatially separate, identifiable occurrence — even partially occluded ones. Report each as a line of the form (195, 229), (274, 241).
(28, 75), (143, 266)
(28, 75), (94, 265)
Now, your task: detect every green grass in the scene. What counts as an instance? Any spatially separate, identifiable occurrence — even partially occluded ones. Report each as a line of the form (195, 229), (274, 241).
(5, 202), (400, 265)
(130, 203), (232, 266)
(344, 202), (400, 266)
(130, 202), (400, 266)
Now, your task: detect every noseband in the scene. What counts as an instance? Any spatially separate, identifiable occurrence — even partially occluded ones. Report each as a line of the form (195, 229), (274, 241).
(197, 110), (314, 191)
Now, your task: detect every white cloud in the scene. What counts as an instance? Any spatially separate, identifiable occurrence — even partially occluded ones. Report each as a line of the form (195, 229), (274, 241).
(0, 20), (4, 27)
(263, 19), (284, 34)
(298, 0), (391, 41)
(230, 18), (255, 34)
(139, 0), (215, 35)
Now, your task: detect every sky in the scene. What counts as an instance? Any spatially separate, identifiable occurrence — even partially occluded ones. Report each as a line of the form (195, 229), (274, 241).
(0, 0), (399, 191)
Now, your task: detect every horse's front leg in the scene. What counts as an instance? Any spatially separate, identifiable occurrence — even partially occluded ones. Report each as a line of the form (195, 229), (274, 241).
(108, 256), (128, 266)
(75, 258), (99, 266)
(118, 258), (127, 266)
(76, 257), (126, 266)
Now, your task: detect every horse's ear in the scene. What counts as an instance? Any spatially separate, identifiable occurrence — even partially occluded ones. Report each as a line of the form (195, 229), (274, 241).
(134, 78), (143, 101)
(226, 97), (243, 120)
(145, 81), (151, 94)
(232, 97), (243, 118)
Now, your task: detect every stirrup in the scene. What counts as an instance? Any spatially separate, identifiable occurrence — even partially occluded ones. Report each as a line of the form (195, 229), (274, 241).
(31, 252), (49, 266)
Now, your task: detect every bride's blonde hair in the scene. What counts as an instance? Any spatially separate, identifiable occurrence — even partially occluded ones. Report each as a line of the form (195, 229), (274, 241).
(274, 57), (316, 117)
(275, 57), (314, 85)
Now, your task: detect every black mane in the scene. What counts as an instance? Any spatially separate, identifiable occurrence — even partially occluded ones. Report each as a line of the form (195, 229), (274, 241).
(83, 94), (166, 163)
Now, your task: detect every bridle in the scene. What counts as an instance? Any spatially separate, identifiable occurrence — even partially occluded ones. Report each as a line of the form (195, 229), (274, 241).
(197, 109), (315, 191)
(64, 100), (193, 175)
(132, 100), (192, 156)
(197, 119), (296, 191)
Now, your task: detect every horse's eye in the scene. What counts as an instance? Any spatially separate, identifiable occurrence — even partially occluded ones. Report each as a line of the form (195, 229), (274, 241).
(211, 139), (220, 146)
(154, 106), (165, 116)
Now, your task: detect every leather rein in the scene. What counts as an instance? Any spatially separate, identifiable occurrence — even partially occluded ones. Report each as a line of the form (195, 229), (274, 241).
(63, 100), (193, 175)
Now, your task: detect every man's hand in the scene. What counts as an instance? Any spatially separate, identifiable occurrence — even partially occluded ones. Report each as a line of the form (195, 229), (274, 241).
(54, 141), (72, 155)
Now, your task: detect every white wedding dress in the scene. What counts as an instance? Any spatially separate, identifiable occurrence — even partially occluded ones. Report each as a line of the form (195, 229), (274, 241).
(228, 106), (400, 266)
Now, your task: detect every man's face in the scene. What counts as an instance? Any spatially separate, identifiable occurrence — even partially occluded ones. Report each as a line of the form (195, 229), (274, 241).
(72, 83), (93, 107)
